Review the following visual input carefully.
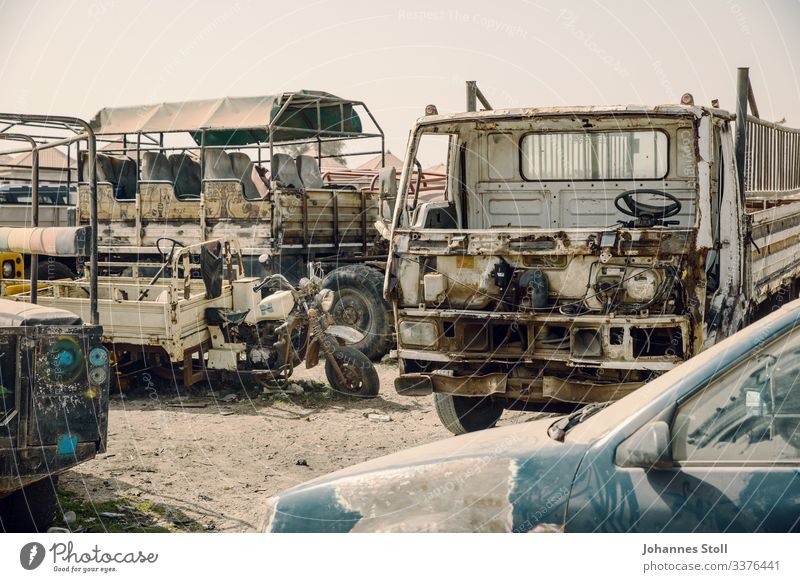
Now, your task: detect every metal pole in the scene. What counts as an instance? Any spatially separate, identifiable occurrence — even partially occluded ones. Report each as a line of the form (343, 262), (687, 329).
(30, 146), (39, 305)
(466, 81), (477, 112)
(735, 67), (749, 204)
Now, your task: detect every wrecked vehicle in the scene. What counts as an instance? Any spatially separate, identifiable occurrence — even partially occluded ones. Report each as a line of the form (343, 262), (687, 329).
(76, 91), (400, 360)
(0, 114), (109, 532)
(262, 296), (800, 533)
(388, 69), (800, 433)
(9, 235), (379, 397)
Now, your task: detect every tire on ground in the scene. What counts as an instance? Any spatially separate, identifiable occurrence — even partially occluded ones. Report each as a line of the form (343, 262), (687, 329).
(325, 346), (380, 398)
(434, 393), (504, 435)
(321, 265), (392, 361)
(0, 476), (59, 533)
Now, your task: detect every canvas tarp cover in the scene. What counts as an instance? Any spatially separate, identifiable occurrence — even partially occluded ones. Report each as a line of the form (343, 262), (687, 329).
(89, 91), (363, 146)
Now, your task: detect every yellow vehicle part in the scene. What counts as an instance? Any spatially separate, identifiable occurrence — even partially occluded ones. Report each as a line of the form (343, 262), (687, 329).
(0, 251), (24, 281)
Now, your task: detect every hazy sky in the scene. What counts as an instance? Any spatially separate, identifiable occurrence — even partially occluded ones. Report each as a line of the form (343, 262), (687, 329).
(1, 0), (798, 162)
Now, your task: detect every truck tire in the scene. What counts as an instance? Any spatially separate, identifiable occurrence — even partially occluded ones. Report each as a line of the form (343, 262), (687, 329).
(322, 265), (392, 361)
(36, 260), (76, 280)
(434, 394), (504, 435)
(325, 346), (380, 398)
(0, 476), (59, 533)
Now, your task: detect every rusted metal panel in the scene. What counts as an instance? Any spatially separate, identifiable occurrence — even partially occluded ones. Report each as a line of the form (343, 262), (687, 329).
(139, 182), (200, 220)
(542, 377), (641, 403)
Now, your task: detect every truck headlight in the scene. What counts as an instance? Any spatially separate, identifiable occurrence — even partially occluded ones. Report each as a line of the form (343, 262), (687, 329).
(2, 260), (14, 278)
(89, 346), (109, 366)
(624, 269), (659, 303)
(398, 320), (438, 348)
(316, 289), (335, 312)
(89, 366), (108, 385)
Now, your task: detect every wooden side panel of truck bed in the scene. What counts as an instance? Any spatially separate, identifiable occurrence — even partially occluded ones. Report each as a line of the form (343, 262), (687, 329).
(749, 200), (800, 302)
(18, 278), (232, 362)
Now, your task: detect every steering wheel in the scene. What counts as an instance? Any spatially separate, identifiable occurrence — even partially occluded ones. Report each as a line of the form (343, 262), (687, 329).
(156, 237), (186, 261)
(614, 189), (682, 225)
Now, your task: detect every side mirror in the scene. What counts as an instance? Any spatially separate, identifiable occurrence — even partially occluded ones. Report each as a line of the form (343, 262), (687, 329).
(615, 421), (672, 469)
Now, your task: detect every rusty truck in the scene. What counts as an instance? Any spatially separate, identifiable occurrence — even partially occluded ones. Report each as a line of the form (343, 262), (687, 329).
(388, 69), (800, 434)
(68, 91), (446, 362)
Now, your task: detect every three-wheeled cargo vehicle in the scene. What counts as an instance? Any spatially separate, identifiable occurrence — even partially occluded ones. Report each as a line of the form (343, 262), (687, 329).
(0, 113), (109, 532)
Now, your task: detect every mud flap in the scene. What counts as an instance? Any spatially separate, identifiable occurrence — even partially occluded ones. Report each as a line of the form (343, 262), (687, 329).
(394, 373), (433, 396)
(326, 325), (365, 345)
(305, 337), (321, 369)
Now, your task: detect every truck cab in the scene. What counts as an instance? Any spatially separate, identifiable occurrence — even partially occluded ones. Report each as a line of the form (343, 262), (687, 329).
(388, 82), (800, 433)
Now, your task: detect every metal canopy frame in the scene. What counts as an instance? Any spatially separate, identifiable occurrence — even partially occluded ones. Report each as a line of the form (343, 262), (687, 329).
(91, 92), (386, 173)
(0, 113), (98, 324)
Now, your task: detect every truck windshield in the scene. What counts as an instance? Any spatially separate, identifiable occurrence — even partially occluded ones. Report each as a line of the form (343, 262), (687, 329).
(520, 130), (668, 181)
(401, 118), (694, 231)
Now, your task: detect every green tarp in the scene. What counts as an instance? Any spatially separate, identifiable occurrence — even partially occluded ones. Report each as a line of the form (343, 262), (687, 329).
(89, 91), (363, 146)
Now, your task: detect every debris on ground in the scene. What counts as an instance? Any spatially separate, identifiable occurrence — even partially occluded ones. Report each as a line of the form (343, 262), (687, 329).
(366, 413), (392, 422)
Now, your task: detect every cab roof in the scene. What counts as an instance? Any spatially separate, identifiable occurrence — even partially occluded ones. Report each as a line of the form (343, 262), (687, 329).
(417, 103), (733, 127)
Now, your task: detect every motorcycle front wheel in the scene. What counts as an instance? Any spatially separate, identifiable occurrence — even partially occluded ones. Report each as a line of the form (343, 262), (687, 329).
(325, 346), (380, 398)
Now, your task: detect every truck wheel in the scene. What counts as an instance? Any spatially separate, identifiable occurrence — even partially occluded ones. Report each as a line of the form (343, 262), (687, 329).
(0, 476), (59, 532)
(434, 394), (504, 435)
(322, 265), (392, 361)
(325, 346), (380, 398)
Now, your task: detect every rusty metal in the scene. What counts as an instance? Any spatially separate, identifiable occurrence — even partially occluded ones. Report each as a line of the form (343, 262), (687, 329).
(360, 190), (368, 254)
(466, 81), (493, 112)
(332, 191), (340, 247)
(182, 342), (207, 387)
(541, 377), (641, 403)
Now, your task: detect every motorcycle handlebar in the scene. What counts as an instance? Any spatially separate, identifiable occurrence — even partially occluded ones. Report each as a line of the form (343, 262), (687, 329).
(253, 273), (295, 293)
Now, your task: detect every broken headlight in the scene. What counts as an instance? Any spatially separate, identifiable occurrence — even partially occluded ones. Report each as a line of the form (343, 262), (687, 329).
(398, 320), (438, 348)
(623, 269), (660, 303)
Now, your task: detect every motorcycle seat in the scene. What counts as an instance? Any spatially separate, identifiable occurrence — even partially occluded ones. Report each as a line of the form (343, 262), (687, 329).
(205, 307), (250, 326)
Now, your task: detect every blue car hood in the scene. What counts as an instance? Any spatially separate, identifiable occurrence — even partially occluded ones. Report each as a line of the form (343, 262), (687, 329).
(263, 418), (591, 532)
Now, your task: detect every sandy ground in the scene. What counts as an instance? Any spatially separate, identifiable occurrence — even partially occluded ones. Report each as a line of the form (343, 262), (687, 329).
(59, 361), (528, 532)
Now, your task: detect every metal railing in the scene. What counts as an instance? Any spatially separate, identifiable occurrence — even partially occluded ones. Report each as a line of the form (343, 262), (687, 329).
(745, 115), (800, 195)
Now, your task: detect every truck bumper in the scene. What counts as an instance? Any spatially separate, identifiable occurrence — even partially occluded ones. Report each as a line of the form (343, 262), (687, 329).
(396, 309), (690, 371)
(0, 442), (99, 495)
(395, 371), (642, 403)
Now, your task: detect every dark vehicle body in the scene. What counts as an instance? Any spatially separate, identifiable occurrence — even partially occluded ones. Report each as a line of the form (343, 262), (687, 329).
(262, 297), (800, 533)
(0, 303), (109, 528)
(0, 113), (109, 532)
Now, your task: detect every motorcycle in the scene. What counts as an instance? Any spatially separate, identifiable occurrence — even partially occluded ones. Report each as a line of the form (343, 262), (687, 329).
(204, 266), (380, 398)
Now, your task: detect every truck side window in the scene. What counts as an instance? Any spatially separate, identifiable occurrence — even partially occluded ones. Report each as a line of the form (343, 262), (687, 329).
(671, 327), (800, 463)
(410, 133), (454, 229)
